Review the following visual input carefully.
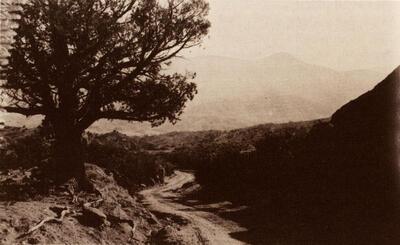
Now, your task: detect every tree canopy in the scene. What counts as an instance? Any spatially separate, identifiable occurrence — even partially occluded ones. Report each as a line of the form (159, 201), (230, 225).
(0, 0), (210, 131)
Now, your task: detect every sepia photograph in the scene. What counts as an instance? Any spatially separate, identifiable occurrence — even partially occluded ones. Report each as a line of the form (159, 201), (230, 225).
(0, 0), (399, 244)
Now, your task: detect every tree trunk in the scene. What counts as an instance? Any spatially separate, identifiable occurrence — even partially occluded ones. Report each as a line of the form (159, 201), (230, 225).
(52, 126), (88, 188)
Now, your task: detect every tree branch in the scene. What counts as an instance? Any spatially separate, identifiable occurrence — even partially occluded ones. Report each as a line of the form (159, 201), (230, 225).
(0, 106), (45, 116)
(98, 110), (161, 121)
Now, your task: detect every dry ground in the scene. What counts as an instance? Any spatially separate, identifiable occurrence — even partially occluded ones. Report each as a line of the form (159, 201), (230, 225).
(140, 171), (248, 245)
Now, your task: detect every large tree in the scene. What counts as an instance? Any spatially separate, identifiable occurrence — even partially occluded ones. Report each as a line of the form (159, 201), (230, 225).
(0, 0), (210, 186)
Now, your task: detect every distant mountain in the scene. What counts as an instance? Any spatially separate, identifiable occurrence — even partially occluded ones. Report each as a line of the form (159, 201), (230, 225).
(171, 53), (385, 107)
(0, 53), (386, 135)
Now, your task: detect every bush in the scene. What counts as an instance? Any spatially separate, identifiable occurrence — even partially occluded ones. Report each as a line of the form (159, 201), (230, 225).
(86, 132), (175, 191)
(0, 127), (51, 171)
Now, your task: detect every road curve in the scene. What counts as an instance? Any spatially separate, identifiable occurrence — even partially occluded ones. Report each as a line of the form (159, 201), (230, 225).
(140, 171), (247, 245)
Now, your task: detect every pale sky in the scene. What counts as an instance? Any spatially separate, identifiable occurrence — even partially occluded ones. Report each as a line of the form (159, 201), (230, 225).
(183, 0), (400, 71)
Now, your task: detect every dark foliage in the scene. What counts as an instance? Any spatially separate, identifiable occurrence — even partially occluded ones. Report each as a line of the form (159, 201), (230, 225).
(0, 127), (50, 171)
(86, 132), (175, 191)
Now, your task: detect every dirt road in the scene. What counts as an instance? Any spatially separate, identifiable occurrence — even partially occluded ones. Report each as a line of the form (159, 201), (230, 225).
(140, 171), (247, 245)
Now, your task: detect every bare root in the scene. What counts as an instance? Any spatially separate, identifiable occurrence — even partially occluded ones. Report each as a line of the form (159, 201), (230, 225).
(18, 207), (71, 238)
(129, 219), (139, 242)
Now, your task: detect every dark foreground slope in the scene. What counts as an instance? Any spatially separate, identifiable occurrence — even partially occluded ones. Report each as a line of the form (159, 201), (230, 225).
(325, 65), (399, 242)
(302, 66), (400, 244)
(179, 67), (400, 245)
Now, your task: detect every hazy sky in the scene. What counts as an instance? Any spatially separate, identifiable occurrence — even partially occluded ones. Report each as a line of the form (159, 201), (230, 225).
(183, 0), (400, 71)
